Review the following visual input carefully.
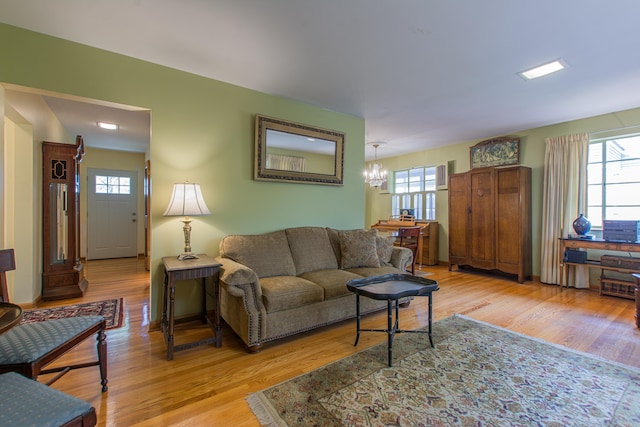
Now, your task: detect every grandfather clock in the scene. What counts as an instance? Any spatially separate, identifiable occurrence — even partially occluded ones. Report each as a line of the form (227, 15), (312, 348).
(42, 136), (88, 300)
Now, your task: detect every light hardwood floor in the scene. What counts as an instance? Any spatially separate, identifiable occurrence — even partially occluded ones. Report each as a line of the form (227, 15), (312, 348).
(32, 258), (639, 426)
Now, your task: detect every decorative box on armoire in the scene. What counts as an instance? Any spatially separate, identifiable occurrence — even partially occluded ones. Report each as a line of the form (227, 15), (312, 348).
(42, 136), (88, 300)
(448, 165), (532, 283)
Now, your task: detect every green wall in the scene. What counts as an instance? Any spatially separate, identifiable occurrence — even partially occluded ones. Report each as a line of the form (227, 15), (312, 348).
(366, 107), (640, 278)
(0, 23), (365, 318)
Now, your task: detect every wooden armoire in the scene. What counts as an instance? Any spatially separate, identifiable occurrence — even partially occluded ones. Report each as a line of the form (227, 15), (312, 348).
(448, 165), (532, 283)
(42, 136), (88, 300)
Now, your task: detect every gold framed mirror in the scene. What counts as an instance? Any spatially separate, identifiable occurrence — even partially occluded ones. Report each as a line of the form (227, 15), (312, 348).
(254, 115), (345, 185)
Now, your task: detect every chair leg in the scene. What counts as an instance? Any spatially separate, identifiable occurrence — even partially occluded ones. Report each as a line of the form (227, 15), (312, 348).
(97, 327), (108, 392)
(410, 250), (417, 274)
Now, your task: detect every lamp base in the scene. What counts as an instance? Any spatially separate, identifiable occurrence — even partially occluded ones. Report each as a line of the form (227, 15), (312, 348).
(177, 252), (198, 260)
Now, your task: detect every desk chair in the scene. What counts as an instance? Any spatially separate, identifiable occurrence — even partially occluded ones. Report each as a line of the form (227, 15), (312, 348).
(0, 248), (15, 303)
(0, 249), (108, 391)
(396, 227), (421, 274)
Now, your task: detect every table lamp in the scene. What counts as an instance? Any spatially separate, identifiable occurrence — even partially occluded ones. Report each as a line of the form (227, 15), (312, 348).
(163, 182), (211, 260)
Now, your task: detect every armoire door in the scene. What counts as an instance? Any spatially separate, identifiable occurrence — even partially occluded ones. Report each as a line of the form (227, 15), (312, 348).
(468, 168), (495, 270)
(448, 173), (469, 267)
(495, 166), (532, 282)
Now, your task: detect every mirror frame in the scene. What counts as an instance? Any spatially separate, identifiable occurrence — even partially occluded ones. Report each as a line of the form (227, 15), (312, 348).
(254, 114), (345, 185)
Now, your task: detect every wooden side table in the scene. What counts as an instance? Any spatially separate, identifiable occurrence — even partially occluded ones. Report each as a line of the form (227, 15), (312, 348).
(161, 255), (222, 360)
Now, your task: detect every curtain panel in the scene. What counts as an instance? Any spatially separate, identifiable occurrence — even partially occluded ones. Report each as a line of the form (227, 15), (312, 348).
(540, 132), (589, 287)
(266, 154), (306, 172)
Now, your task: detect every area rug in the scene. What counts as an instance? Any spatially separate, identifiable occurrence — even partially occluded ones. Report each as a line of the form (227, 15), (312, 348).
(247, 314), (640, 426)
(20, 298), (124, 330)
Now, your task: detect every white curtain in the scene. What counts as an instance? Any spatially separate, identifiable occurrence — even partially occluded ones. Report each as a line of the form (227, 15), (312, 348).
(540, 132), (589, 287)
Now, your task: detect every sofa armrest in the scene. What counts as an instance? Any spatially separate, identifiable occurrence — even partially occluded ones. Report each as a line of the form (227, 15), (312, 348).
(390, 246), (413, 271)
(216, 257), (260, 286)
(215, 256), (267, 349)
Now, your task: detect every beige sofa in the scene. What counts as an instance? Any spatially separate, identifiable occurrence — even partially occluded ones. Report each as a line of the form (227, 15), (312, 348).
(215, 226), (413, 352)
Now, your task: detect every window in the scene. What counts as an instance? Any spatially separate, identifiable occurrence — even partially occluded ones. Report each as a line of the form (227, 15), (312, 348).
(95, 175), (131, 195)
(587, 134), (640, 228)
(391, 166), (436, 220)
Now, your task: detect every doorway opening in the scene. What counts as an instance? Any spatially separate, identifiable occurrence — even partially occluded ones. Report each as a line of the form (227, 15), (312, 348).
(2, 83), (151, 303)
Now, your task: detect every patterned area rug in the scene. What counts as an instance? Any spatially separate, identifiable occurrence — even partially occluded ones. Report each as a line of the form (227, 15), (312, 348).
(247, 314), (640, 426)
(20, 298), (124, 330)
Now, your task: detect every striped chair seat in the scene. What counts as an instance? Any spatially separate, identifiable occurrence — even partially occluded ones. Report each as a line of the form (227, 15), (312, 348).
(0, 316), (107, 391)
(0, 316), (103, 363)
(0, 371), (96, 427)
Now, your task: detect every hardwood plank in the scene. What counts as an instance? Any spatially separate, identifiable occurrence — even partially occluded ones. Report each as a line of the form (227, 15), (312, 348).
(30, 259), (640, 426)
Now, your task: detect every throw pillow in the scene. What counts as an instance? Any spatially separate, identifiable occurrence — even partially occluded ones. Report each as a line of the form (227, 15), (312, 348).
(339, 229), (380, 269)
(286, 227), (339, 274)
(376, 235), (395, 264)
(219, 230), (296, 278)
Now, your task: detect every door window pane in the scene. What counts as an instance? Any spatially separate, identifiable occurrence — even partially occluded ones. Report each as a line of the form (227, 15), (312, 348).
(95, 175), (132, 195)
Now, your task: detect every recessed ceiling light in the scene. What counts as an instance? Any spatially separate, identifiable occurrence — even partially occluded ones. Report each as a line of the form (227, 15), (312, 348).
(518, 59), (566, 80)
(98, 121), (118, 130)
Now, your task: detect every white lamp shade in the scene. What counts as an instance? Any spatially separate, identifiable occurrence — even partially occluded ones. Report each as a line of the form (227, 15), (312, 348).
(163, 183), (211, 217)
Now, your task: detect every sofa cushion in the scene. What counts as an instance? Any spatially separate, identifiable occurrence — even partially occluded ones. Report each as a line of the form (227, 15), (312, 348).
(286, 227), (338, 274)
(260, 276), (324, 313)
(326, 228), (343, 260)
(346, 265), (405, 277)
(219, 230), (296, 278)
(299, 269), (362, 300)
(339, 229), (380, 269)
(376, 235), (395, 265)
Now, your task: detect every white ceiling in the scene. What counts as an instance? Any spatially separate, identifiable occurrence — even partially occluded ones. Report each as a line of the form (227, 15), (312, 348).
(41, 96), (150, 153)
(2, 0), (640, 159)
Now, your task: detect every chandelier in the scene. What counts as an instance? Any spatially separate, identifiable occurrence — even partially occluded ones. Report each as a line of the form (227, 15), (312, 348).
(363, 143), (388, 188)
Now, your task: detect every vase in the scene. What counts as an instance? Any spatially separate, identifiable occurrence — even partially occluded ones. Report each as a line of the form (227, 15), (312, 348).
(572, 214), (591, 235)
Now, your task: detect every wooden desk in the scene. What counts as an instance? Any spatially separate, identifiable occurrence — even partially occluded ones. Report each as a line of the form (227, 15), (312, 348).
(558, 238), (640, 295)
(372, 221), (438, 266)
(161, 255), (222, 360)
(417, 222), (439, 266)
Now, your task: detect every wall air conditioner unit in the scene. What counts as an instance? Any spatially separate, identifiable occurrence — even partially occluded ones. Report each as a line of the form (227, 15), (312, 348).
(436, 162), (451, 190)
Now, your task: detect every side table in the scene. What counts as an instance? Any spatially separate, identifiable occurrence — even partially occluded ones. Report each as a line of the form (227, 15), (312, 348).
(161, 255), (222, 360)
(0, 302), (22, 334)
(347, 273), (439, 367)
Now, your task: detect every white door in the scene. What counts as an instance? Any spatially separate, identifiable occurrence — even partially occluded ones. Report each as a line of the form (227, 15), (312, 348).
(87, 168), (138, 260)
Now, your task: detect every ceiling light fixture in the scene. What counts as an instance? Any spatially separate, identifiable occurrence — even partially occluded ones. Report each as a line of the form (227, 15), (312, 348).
(518, 59), (566, 80)
(98, 121), (118, 130)
(363, 143), (388, 188)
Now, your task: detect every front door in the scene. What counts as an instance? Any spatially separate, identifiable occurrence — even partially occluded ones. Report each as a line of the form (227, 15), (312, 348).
(87, 168), (138, 260)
